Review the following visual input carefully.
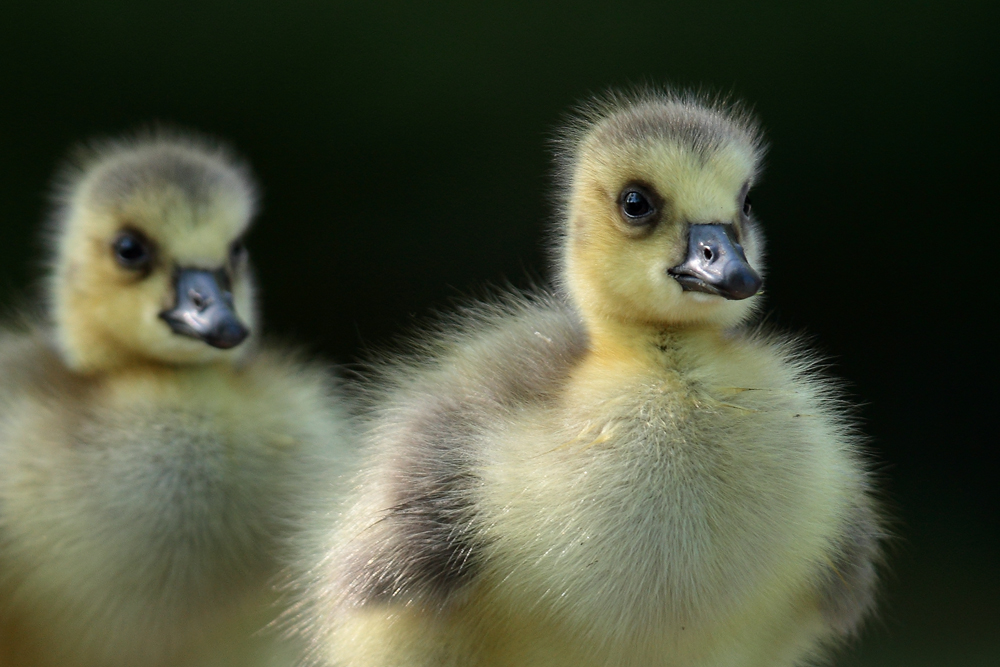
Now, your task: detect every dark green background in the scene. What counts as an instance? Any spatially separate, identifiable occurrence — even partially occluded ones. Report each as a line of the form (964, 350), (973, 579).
(2, 2), (996, 664)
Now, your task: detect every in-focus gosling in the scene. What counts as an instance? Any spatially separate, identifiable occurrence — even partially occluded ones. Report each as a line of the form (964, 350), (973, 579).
(295, 90), (883, 667)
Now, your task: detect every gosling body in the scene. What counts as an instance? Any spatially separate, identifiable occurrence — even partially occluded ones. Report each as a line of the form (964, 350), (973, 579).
(0, 136), (350, 666)
(298, 92), (881, 667)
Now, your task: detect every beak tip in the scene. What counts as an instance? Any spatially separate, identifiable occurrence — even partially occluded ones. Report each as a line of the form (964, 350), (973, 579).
(726, 268), (763, 300)
(204, 324), (250, 350)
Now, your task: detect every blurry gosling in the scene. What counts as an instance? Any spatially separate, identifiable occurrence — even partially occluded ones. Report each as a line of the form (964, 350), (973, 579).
(0, 134), (351, 667)
(296, 91), (883, 667)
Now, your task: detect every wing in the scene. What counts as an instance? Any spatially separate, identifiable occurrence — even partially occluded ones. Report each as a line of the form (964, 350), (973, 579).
(337, 291), (587, 609)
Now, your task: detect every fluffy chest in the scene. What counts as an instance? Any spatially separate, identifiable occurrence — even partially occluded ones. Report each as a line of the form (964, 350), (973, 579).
(0, 371), (301, 605)
(68, 401), (294, 541)
(478, 343), (845, 638)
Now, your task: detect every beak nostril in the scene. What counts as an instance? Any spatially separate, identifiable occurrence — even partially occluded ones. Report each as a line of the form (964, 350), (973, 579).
(188, 289), (211, 312)
(703, 247), (713, 261)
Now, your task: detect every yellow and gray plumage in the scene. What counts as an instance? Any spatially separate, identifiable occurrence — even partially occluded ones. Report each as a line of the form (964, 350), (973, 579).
(0, 134), (352, 666)
(295, 90), (882, 666)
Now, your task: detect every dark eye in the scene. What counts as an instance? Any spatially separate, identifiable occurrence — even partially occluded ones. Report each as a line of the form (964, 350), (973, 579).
(742, 193), (752, 217)
(112, 231), (152, 270)
(229, 239), (247, 266)
(621, 189), (655, 220)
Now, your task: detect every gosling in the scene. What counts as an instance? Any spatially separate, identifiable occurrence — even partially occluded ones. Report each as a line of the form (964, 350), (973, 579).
(0, 134), (351, 666)
(295, 91), (883, 667)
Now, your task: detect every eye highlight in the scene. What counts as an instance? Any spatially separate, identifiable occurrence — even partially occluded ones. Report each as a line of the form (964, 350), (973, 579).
(112, 230), (153, 271)
(620, 187), (657, 222)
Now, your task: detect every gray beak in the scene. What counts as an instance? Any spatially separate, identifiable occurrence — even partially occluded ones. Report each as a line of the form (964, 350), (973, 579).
(159, 269), (249, 349)
(668, 223), (762, 300)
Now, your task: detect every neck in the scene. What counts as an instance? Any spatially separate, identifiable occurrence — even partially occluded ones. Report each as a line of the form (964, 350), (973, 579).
(57, 328), (132, 375)
(57, 328), (236, 376)
(59, 342), (163, 376)
(579, 304), (721, 364)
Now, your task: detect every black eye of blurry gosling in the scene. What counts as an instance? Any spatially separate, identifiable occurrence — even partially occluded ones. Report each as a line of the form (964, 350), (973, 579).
(0, 134), (352, 667)
(294, 90), (884, 667)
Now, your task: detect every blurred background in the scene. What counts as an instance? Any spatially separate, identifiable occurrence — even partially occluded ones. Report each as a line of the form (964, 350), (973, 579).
(1, 1), (996, 664)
